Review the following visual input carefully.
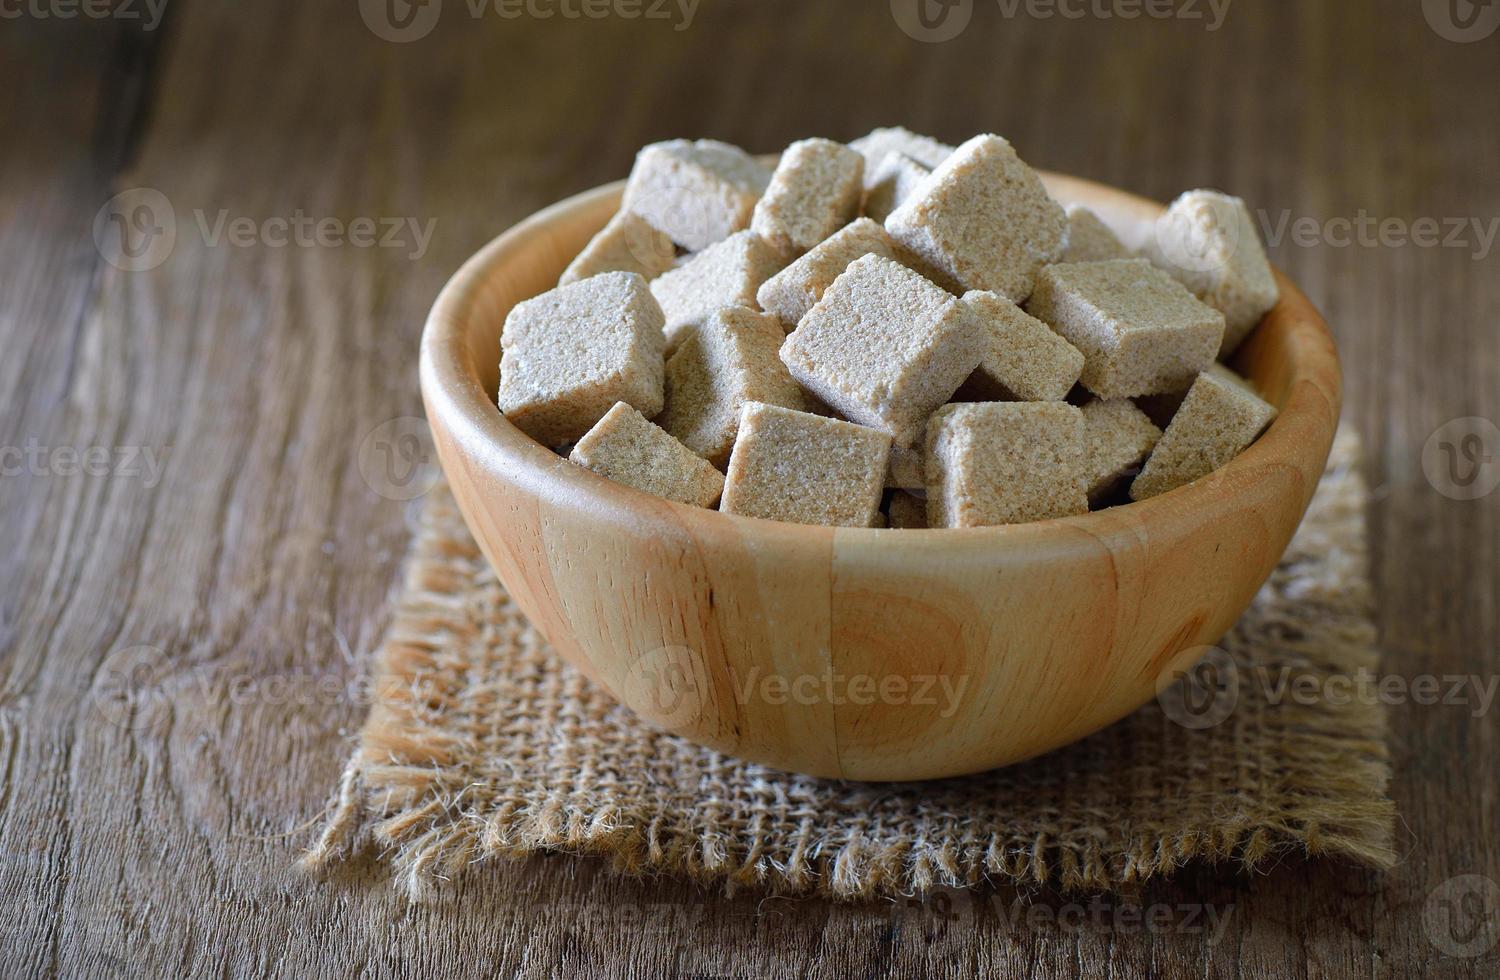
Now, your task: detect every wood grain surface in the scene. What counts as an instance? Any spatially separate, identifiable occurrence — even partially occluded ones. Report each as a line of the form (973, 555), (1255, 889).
(1, 0), (1495, 976)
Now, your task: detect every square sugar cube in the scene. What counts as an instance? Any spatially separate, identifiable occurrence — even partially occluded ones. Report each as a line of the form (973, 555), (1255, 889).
(569, 402), (724, 508)
(780, 254), (981, 448)
(720, 402), (890, 527)
(498, 271), (666, 446)
(924, 402), (1088, 527)
(885, 134), (1067, 302)
(1026, 258), (1225, 399)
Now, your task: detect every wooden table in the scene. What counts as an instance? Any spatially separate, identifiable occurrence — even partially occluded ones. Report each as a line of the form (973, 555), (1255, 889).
(3, 0), (1496, 975)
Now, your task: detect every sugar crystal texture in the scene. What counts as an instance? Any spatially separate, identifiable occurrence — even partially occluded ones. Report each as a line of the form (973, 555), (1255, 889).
(924, 402), (1088, 527)
(649, 230), (786, 349)
(1130, 364), (1277, 500)
(498, 271), (666, 446)
(1062, 204), (1130, 263)
(755, 217), (898, 329)
(849, 126), (956, 180)
(622, 139), (772, 252)
(1143, 190), (1279, 355)
(863, 152), (932, 224)
(1079, 397), (1162, 501)
(1026, 258), (1225, 399)
(656, 306), (808, 468)
(885, 134), (1067, 302)
(780, 254), (981, 448)
(958, 290), (1084, 402)
(750, 138), (865, 257)
(569, 402), (724, 508)
(559, 208), (677, 286)
(719, 402), (890, 527)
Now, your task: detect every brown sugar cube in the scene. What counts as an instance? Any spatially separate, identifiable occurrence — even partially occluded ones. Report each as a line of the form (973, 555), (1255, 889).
(1080, 397), (1162, 502)
(1062, 204), (1130, 263)
(925, 402), (1088, 528)
(569, 402), (724, 508)
(956, 290), (1084, 402)
(885, 444), (925, 489)
(649, 230), (786, 350)
(655, 306), (808, 468)
(780, 254), (981, 448)
(849, 126), (955, 178)
(720, 402), (890, 527)
(559, 208), (677, 286)
(498, 271), (665, 446)
(755, 217), (898, 329)
(621, 139), (772, 252)
(885, 134), (1067, 302)
(750, 138), (864, 257)
(1026, 258), (1225, 399)
(887, 489), (929, 529)
(863, 152), (931, 224)
(1144, 190), (1279, 355)
(1130, 364), (1277, 500)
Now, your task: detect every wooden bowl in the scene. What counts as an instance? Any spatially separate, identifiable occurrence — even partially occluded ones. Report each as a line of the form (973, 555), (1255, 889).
(420, 172), (1340, 781)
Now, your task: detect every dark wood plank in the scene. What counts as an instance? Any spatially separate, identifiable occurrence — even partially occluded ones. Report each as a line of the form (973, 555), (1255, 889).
(1, 0), (1495, 976)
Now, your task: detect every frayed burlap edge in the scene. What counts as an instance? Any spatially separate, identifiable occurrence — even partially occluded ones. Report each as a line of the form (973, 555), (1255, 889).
(305, 427), (1394, 901)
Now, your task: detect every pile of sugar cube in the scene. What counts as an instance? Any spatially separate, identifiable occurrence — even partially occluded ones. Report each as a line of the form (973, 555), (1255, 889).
(497, 128), (1281, 529)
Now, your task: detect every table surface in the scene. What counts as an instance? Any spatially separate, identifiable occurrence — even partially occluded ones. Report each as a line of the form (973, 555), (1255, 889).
(3, 0), (1497, 976)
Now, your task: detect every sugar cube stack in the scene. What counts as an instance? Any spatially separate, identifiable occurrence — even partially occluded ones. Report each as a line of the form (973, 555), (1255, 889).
(495, 130), (1282, 526)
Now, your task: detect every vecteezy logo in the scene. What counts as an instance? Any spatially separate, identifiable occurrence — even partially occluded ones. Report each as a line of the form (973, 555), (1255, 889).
(1422, 0), (1500, 42)
(1150, 195), (1242, 279)
(889, 0), (972, 42)
(1424, 875), (1500, 957)
(93, 188), (176, 272)
(1422, 417), (1500, 501)
(91, 645), (174, 735)
(358, 416), (440, 501)
(619, 645), (708, 731)
(360, 0), (442, 42)
(1154, 645), (1239, 730)
(613, 191), (685, 271)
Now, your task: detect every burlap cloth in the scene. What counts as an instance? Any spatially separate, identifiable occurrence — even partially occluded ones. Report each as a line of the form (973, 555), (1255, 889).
(307, 427), (1395, 900)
